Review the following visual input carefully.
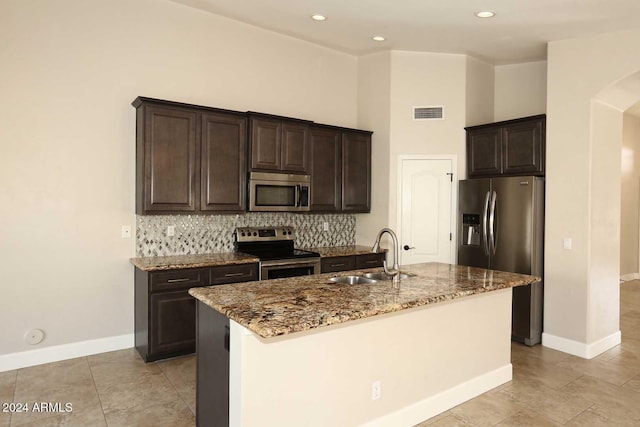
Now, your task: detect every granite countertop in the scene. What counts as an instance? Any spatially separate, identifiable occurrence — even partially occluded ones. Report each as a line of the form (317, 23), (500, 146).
(130, 252), (259, 271)
(305, 245), (384, 257)
(189, 262), (539, 339)
(130, 245), (383, 272)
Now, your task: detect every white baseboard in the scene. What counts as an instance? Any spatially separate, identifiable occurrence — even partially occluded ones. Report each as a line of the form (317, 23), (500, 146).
(361, 364), (512, 427)
(620, 273), (640, 282)
(0, 334), (134, 372)
(542, 331), (621, 359)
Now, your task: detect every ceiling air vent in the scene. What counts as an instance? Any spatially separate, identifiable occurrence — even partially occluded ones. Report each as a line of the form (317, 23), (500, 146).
(413, 106), (444, 120)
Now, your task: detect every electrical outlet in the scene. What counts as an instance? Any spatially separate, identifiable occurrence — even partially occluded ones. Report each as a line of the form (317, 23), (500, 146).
(323, 222), (329, 232)
(371, 380), (381, 400)
(167, 225), (175, 237)
(121, 225), (131, 239)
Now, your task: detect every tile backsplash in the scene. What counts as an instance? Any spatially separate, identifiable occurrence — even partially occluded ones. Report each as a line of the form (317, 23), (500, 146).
(136, 213), (356, 257)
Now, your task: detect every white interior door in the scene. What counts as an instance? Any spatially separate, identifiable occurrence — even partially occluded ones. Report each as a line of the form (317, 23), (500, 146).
(399, 158), (455, 265)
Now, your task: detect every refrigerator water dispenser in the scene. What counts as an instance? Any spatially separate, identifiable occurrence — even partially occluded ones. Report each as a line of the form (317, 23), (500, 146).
(462, 214), (481, 246)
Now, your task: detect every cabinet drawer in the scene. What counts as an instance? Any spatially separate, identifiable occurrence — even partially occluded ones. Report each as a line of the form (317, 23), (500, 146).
(356, 253), (385, 269)
(150, 268), (208, 292)
(210, 263), (258, 285)
(321, 256), (356, 273)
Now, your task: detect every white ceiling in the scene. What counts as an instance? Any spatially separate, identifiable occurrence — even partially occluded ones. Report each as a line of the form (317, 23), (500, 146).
(170, 0), (640, 65)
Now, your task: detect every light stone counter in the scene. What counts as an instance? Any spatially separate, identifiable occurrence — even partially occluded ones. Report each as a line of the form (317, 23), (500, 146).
(304, 244), (384, 257)
(189, 262), (539, 338)
(129, 252), (258, 271)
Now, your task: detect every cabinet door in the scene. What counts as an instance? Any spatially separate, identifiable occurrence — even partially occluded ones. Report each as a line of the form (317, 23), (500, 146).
(467, 127), (502, 178)
(250, 117), (282, 171)
(140, 105), (198, 213)
(309, 127), (342, 211)
(282, 122), (309, 173)
(201, 113), (247, 212)
(149, 290), (196, 360)
(502, 118), (545, 176)
(342, 131), (372, 212)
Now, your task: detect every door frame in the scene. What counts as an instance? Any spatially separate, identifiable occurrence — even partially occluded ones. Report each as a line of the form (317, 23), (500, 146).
(396, 154), (458, 265)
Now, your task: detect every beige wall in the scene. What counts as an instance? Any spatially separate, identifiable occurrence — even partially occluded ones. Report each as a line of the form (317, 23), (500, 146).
(387, 52), (467, 233)
(494, 61), (547, 121)
(545, 29), (640, 354)
(621, 113), (640, 276)
(0, 0), (357, 358)
(465, 56), (495, 128)
(356, 52), (494, 248)
(356, 52), (392, 245)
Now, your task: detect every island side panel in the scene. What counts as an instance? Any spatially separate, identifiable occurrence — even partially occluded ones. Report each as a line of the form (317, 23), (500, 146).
(230, 288), (513, 427)
(196, 301), (230, 427)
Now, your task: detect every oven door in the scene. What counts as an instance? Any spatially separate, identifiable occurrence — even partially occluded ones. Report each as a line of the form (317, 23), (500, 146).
(260, 258), (320, 280)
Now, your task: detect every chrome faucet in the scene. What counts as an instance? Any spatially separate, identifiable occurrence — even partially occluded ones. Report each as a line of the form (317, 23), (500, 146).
(371, 228), (400, 283)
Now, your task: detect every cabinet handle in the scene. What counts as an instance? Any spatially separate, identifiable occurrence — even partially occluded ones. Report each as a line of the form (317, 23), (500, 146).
(167, 278), (191, 283)
(224, 272), (246, 277)
(331, 263), (346, 267)
(364, 260), (380, 264)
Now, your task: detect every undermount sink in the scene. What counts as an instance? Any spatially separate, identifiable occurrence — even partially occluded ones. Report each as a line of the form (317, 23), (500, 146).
(363, 272), (413, 281)
(329, 275), (378, 285)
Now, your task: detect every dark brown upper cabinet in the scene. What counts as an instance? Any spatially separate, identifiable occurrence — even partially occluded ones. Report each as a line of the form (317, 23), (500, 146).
(133, 97), (247, 214)
(200, 113), (247, 212)
(466, 115), (545, 178)
(342, 129), (372, 212)
(137, 104), (198, 213)
(249, 114), (310, 174)
(502, 118), (545, 176)
(309, 126), (342, 211)
(309, 126), (373, 213)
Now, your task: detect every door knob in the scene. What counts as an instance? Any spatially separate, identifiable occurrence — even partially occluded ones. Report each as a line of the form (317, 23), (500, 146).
(403, 245), (415, 250)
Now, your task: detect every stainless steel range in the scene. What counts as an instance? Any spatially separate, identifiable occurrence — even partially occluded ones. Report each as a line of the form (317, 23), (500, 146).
(235, 226), (320, 280)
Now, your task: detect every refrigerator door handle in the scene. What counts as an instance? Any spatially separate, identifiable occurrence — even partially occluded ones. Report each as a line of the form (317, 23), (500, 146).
(482, 191), (491, 255)
(489, 190), (497, 255)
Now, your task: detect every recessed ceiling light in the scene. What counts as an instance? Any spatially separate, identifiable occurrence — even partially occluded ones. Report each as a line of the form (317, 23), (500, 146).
(475, 11), (495, 18)
(372, 36), (386, 42)
(311, 14), (326, 21)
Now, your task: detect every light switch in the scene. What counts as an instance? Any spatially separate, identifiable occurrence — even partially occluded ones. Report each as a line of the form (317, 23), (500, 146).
(167, 225), (175, 237)
(563, 237), (572, 250)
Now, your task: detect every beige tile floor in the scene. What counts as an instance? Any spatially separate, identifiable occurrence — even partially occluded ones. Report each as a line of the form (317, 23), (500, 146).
(1, 280), (639, 426)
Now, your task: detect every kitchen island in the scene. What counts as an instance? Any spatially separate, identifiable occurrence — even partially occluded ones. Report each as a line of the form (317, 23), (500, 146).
(189, 262), (539, 427)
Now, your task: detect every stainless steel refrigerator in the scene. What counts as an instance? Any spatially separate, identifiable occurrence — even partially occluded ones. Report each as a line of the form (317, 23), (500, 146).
(458, 176), (544, 346)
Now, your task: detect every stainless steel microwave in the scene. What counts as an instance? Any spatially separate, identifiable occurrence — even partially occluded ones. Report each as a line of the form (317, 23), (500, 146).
(248, 172), (310, 212)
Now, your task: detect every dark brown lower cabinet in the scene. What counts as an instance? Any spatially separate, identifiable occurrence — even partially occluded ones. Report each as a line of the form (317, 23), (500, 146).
(135, 263), (257, 362)
(149, 291), (196, 357)
(196, 301), (230, 427)
(320, 253), (385, 273)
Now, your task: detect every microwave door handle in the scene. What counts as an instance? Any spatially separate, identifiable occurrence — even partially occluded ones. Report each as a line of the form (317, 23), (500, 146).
(295, 185), (301, 207)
